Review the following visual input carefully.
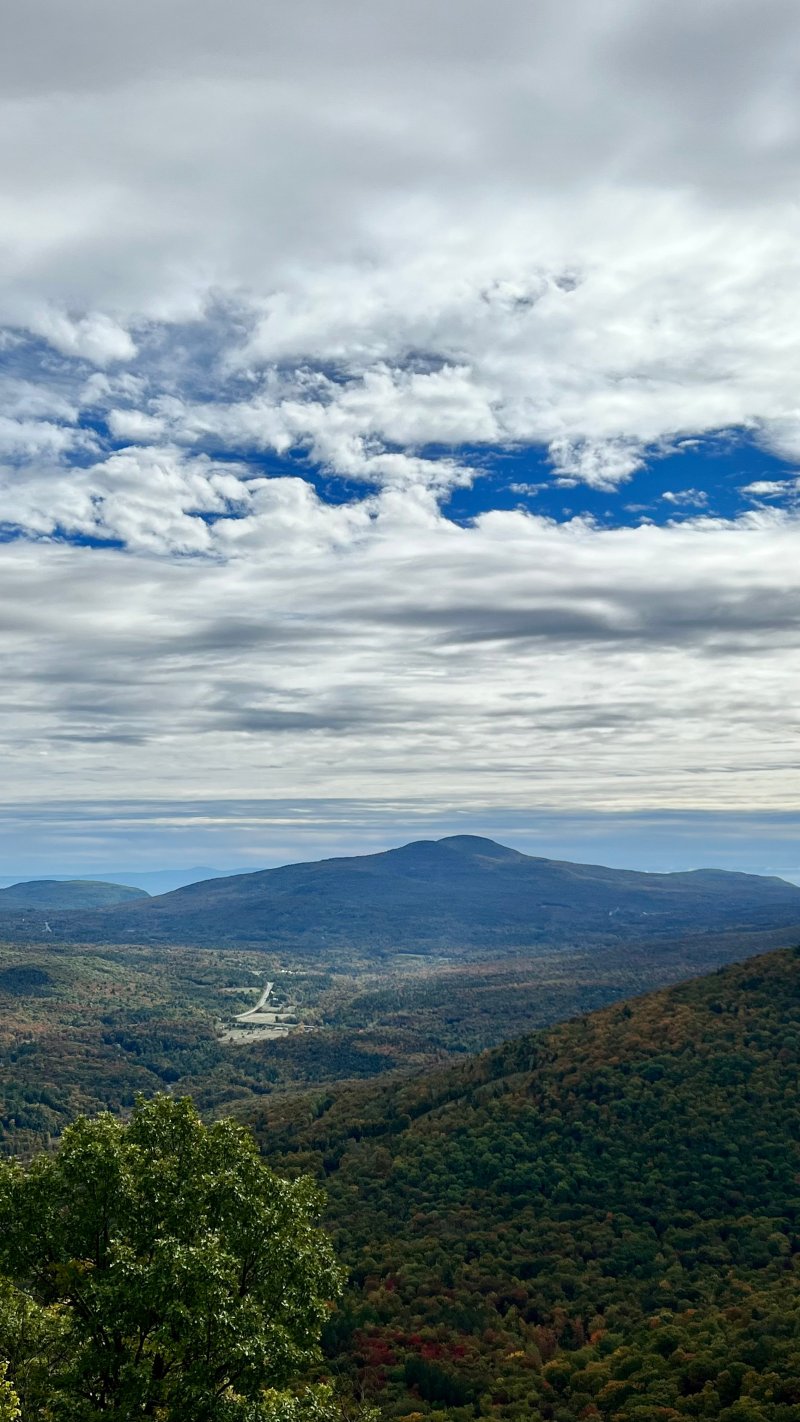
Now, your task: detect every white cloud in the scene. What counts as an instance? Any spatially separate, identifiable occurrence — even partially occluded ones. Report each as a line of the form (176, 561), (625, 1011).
(0, 502), (798, 818)
(0, 446), (257, 553)
(107, 409), (167, 442)
(742, 477), (800, 499)
(0, 2), (799, 481)
(662, 488), (709, 507)
(0, 416), (84, 461)
(26, 309), (136, 366)
(548, 437), (647, 490)
(2, 0), (800, 842)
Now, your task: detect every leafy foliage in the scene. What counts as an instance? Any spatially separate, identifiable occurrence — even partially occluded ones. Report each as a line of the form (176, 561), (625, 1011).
(0, 927), (796, 1159)
(0, 1365), (18, 1422)
(255, 947), (800, 1421)
(0, 1096), (342, 1421)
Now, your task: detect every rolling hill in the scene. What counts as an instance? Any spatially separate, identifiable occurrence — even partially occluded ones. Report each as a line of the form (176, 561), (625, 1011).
(15, 834), (800, 951)
(255, 945), (800, 1421)
(0, 879), (149, 910)
(0, 868), (244, 894)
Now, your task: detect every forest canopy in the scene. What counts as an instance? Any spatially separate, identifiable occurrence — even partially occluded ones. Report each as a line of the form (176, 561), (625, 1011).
(256, 946), (800, 1422)
(0, 1095), (342, 1422)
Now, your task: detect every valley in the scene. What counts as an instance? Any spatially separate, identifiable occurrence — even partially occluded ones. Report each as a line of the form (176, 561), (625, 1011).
(0, 914), (795, 1159)
(1, 837), (797, 1163)
(219, 978), (308, 1042)
(0, 850), (798, 1419)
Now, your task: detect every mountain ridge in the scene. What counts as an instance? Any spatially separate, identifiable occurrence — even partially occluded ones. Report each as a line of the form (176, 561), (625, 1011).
(6, 834), (800, 950)
(0, 867), (246, 894)
(0, 879), (149, 910)
(255, 945), (800, 1421)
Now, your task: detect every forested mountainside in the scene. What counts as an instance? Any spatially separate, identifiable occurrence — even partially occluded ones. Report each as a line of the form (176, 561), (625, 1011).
(4, 927), (790, 1160)
(256, 947), (800, 1422)
(11, 836), (800, 950)
(0, 880), (148, 909)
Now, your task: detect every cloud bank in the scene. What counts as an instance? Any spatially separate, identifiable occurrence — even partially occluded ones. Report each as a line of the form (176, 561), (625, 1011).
(1, 0), (799, 860)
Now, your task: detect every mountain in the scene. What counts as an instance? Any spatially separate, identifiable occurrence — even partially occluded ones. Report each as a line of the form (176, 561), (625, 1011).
(255, 946), (800, 1421)
(19, 834), (800, 951)
(0, 879), (149, 909)
(0, 867), (245, 894)
(59, 867), (250, 894)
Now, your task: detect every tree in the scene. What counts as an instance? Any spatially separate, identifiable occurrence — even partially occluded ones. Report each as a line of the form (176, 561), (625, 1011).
(0, 1366), (18, 1422)
(0, 1095), (343, 1420)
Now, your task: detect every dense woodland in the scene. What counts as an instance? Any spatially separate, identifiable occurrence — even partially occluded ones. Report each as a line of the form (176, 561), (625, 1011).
(254, 947), (800, 1422)
(0, 928), (790, 1157)
(1, 931), (799, 1419)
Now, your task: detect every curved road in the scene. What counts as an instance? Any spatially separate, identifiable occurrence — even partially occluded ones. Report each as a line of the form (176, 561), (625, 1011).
(235, 981), (274, 1023)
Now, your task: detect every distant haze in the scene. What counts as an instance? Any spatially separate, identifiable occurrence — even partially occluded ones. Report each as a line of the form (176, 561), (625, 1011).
(0, 808), (798, 887)
(0, 868), (245, 894)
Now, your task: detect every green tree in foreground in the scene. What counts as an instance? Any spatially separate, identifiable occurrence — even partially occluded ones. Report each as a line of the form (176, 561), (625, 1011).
(0, 1365), (18, 1422)
(0, 1095), (343, 1421)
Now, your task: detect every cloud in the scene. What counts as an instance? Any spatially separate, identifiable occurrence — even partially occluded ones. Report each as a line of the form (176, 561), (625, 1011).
(0, 505), (798, 828)
(662, 489), (709, 507)
(742, 477), (800, 499)
(1, 1), (800, 485)
(2, 0), (800, 857)
(107, 409), (167, 442)
(0, 416), (85, 461)
(26, 309), (137, 366)
(0, 798), (799, 881)
(0, 445), (262, 552)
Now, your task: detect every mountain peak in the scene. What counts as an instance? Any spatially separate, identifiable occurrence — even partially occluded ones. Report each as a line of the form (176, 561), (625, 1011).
(19, 835), (800, 951)
(435, 834), (529, 858)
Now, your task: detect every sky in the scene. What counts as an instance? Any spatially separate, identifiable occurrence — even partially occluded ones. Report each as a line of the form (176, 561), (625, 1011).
(1, 0), (799, 879)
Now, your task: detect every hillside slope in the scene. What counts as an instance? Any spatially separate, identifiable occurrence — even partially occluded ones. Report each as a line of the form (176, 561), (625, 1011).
(256, 947), (800, 1421)
(19, 835), (800, 950)
(0, 879), (149, 909)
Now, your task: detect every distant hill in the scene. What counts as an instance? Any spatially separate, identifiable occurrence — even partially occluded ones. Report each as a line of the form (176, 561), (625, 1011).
(17, 834), (800, 951)
(0, 880), (149, 910)
(0, 867), (244, 894)
(256, 946), (800, 1420)
(94, 867), (248, 894)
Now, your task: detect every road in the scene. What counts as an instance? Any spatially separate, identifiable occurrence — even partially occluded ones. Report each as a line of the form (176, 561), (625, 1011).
(234, 980), (274, 1023)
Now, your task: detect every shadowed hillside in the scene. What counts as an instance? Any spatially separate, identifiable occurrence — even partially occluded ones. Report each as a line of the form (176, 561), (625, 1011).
(0, 880), (149, 910)
(13, 835), (800, 951)
(255, 946), (800, 1421)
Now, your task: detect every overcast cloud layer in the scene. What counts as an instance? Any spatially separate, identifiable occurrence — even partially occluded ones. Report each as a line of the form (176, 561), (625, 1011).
(1, 0), (799, 869)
